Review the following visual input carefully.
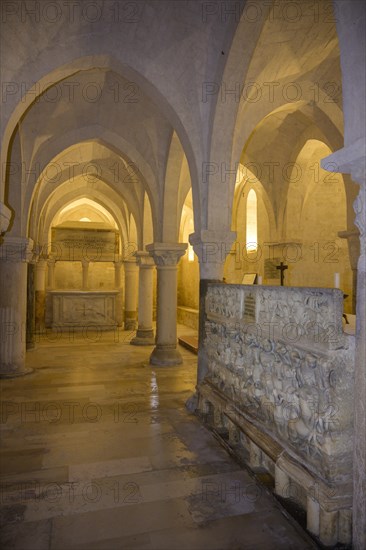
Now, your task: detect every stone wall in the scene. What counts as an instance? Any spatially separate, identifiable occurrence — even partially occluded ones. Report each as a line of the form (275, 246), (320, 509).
(177, 306), (199, 330)
(197, 283), (355, 546)
(177, 254), (199, 312)
(54, 261), (115, 290)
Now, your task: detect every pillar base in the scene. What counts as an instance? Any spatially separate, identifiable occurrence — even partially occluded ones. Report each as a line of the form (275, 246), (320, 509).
(124, 312), (137, 331)
(0, 366), (34, 379)
(186, 392), (198, 413)
(130, 328), (155, 346)
(149, 346), (183, 366)
(125, 321), (137, 331)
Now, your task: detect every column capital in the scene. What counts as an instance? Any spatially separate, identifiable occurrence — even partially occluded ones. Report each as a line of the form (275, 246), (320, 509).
(324, 143), (366, 256)
(322, 139), (366, 187)
(0, 236), (34, 263)
(134, 250), (155, 269)
(0, 202), (11, 235)
(189, 229), (236, 279)
(146, 242), (187, 267)
(339, 229), (360, 270)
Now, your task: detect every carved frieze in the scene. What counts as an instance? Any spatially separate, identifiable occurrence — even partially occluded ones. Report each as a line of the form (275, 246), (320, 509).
(205, 284), (345, 350)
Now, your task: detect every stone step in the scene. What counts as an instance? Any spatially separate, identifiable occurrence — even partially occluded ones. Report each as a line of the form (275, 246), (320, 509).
(178, 335), (198, 354)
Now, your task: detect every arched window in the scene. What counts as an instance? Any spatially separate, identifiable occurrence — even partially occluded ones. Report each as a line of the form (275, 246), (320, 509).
(186, 218), (195, 261)
(246, 189), (258, 251)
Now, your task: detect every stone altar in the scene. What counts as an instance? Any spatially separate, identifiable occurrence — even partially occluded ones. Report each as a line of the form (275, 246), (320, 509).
(46, 290), (120, 330)
(196, 283), (355, 546)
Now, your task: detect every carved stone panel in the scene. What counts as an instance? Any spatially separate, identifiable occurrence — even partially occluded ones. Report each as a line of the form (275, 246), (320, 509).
(48, 290), (119, 329)
(202, 284), (355, 483)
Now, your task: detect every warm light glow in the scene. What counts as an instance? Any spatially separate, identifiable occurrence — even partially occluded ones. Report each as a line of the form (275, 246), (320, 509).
(246, 189), (258, 251)
(181, 212), (195, 262)
(79, 217), (91, 222)
(55, 199), (118, 227)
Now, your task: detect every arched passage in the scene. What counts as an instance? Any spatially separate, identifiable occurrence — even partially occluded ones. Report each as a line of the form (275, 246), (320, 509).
(225, 165), (272, 284)
(284, 139), (353, 310)
(177, 189), (199, 329)
(1, 55), (203, 237)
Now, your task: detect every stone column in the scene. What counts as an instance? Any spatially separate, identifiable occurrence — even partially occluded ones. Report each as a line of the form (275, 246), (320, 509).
(190, 229), (236, 281)
(0, 236), (34, 377)
(322, 137), (366, 550)
(123, 259), (138, 330)
(81, 260), (89, 290)
(352, 178), (366, 549)
(47, 257), (55, 289)
(35, 259), (46, 329)
(26, 261), (36, 350)
(189, 230), (236, 384)
(146, 243), (187, 366)
(323, 161), (365, 550)
(274, 465), (290, 498)
(114, 259), (123, 327)
(307, 496), (320, 537)
(324, 3), (366, 546)
(114, 260), (123, 289)
(131, 251), (155, 345)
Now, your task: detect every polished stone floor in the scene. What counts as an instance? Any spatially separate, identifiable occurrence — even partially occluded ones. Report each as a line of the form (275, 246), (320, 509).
(0, 327), (317, 549)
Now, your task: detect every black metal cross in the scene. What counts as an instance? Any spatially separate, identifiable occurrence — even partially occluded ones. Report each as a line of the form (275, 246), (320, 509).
(276, 261), (288, 286)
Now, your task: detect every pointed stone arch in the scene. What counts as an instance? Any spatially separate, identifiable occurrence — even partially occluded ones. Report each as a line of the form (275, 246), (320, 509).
(1, 55), (202, 237)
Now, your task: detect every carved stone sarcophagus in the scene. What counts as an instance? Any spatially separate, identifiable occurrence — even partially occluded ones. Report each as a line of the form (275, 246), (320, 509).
(197, 283), (355, 546)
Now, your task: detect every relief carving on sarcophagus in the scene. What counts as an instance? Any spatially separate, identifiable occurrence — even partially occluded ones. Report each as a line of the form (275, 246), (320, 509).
(203, 284), (354, 483)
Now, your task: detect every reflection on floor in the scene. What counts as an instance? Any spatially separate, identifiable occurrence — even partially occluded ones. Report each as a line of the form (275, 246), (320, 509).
(0, 326), (316, 549)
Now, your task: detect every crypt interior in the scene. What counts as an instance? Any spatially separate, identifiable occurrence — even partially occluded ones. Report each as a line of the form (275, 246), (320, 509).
(0, 1), (365, 549)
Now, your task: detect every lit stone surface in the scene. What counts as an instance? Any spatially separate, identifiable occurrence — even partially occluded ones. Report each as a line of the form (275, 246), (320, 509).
(0, 329), (316, 549)
(0, 0), (364, 545)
